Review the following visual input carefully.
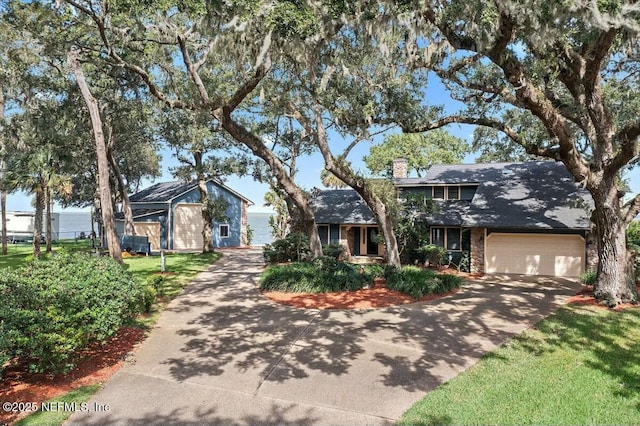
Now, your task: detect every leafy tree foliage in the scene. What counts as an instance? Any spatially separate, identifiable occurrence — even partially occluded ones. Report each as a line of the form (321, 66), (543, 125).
(370, 0), (640, 305)
(364, 131), (469, 177)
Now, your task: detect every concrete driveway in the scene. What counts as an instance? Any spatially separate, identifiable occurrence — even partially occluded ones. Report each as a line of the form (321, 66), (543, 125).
(68, 249), (581, 425)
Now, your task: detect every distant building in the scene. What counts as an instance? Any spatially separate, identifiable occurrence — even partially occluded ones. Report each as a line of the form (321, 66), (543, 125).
(115, 180), (253, 252)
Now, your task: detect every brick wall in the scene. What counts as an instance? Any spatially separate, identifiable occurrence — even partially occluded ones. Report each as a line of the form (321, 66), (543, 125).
(470, 228), (485, 274)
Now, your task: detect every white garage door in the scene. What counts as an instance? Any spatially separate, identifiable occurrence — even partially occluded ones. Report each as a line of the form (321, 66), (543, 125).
(485, 233), (585, 277)
(173, 204), (203, 251)
(134, 222), (161, 252)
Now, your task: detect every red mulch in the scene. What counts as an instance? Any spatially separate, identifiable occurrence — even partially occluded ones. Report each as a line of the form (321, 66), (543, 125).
(263, 277), (460, 309)
(0, 327), (146, 425)
(567, 283), (640, 311)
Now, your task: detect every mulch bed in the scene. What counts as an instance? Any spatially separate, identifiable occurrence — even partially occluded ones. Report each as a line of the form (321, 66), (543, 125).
(566, 282), (640, 311)
(263, 277), (460, 309)
(0, 327), (146, 425)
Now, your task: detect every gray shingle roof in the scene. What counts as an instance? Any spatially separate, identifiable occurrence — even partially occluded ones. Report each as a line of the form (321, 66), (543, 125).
(311, 189), (377, 224)
(129, 179), (252, 204)
(313, 162), (592, 230)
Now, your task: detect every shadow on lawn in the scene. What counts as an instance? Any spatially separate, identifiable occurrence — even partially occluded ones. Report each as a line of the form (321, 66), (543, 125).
(518, 305), (640, 402)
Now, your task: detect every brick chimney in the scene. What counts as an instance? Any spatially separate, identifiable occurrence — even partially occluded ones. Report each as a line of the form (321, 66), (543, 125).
(392, 158), (408, 179)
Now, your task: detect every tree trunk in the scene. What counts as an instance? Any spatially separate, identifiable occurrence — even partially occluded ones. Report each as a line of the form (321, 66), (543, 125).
(217, 110), (323, 258)
(45, 187), (52, 253)
(308, 104), (402, 268)
(591, 178), (638, 306)
(191, 150), (215, 253)
(33, 189), (44, 258)
(0, 84), (7, 255)
(107, 146), (134, 235)
(69, 50), (122, 263)
(0, 170), (7, 256)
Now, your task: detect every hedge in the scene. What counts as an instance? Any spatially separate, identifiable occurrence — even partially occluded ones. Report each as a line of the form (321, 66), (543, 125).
(0, 251), (144, 375)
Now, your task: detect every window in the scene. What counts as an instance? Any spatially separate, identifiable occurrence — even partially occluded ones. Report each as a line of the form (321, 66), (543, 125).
(446, 228), (461, 250)
(432, 186), (461, 200)
(318, 225), (329, 245)
(433, 186), (445, 199)
(431, 227), (462, 251)
(447, 186), (460, 200)
(431, 228), (445, 247)
(219, 224), (230, 238)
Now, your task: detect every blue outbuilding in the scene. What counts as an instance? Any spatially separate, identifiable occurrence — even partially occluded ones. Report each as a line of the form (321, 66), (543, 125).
(115, 179), (253, 252)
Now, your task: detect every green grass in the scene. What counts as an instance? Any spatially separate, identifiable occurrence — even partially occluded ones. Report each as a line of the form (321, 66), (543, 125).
(14, 385), (101, 426)
(124, 251), (222, 324)
(398, 305), (640, 425)
(0, 240), (94, 269)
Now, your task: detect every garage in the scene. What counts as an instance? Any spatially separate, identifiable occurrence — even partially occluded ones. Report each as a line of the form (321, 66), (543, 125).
(173, 204), (204, 251)
(485, 233), (585, 277)
(134, 222), (161, 252)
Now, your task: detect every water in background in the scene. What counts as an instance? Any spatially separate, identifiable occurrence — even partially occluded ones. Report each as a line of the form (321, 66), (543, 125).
(58, 211), (274, 245)
(248, 212), (274, 246)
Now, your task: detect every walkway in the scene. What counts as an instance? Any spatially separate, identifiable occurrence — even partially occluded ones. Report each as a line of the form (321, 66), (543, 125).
(68, 249), (581, 425)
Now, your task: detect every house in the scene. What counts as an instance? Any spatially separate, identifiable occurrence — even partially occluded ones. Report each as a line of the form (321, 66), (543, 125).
(312, 161), (593, 277)
(115, 179), (253, 252)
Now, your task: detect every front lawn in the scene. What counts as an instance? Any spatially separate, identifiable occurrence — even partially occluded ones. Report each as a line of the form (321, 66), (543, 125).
(398, 304), (640, 425)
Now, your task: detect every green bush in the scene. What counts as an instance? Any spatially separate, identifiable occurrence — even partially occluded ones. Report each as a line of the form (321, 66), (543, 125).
(323, 242), (344, 260)
(418, 244), (447, 266)
(260, 259), (370, 293)
(580, 270), (597, 285)
(386, 266), (463, 299)
(263, 232), (311, 264)
(0, 252), (144, 375)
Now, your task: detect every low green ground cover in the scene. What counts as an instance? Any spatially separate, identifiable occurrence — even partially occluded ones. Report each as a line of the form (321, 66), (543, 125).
(260, 256), (373, 292)
(385, 266), (463, 299)
(260, 258), (463, 298)
(398, 305), (640, 426)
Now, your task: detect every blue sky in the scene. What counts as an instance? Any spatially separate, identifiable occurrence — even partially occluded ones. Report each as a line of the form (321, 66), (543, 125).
(5, 77), (639, 213)
(7, 122), (638, 214)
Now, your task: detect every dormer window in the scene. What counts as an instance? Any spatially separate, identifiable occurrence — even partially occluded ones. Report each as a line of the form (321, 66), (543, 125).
(432, 185), (461, 200)
(447, 186), (460, 200)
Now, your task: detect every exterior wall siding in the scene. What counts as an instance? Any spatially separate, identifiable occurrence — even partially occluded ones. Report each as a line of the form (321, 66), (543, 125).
(117, 213), (169, 250)
(170, 182), (243, 248)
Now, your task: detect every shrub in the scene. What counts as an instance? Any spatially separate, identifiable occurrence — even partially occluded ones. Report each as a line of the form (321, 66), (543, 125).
(260, 259), (369, 293)
(418, 244), (448, 266)
(263, 232), (311, 264)
(386, 266), (463, 299)
(323, 242), (345, 260)
(0, 252), (144, 375)
(580, 270), (597, 285)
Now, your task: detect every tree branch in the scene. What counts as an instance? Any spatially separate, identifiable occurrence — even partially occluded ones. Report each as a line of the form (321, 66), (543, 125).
(623, 193), (640, 224)
(177, 34), (212, 105)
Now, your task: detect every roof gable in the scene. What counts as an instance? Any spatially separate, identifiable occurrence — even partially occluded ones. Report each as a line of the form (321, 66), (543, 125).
(129, 179), (253, 205)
